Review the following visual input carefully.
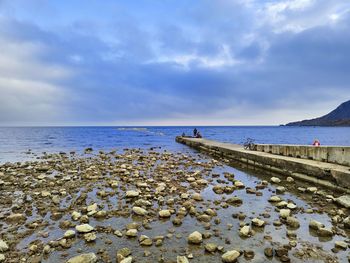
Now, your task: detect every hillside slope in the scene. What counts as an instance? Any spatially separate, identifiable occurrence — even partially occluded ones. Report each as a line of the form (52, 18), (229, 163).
(286, 100), (350, 126)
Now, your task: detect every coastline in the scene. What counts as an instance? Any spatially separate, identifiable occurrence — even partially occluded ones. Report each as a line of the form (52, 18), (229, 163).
(0, 146), (349, 262)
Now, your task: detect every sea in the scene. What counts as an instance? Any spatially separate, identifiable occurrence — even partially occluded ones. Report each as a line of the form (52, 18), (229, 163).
(0, 126), (349, 163)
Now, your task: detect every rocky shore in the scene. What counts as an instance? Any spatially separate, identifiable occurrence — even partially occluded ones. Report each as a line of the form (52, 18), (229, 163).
(0, 148), (349, 262)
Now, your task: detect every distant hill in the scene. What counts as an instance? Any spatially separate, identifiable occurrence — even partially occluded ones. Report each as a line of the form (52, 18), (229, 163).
(286, 100), (350, 126)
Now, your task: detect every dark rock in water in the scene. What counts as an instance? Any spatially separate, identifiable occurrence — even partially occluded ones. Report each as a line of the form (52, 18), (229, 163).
(286, 100), (350, 126)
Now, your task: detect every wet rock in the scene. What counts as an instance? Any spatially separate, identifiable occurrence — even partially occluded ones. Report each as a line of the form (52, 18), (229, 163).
(222, 250), (240, 262)
(317, 228), (333, 237)
(66, 253), (97, 263)
(192, 193), (203, 201)
(177, 256), (189, 263)
(188, 231), (202, 244)
(334, 241), (347, 250)
(306, 187), (317, 193)
(114, 230), (123, 237)
(75, 224), (94, 233)
(264, 247), (273, 257)
(159, 210), (171, 218)
(276, 186), (285, 193)
(6, 213), (26, 222)
(139, 235), (153, 246)
(239, 225), (251, 237)
(309, 220), (324, 230)
(252, 218), (265, 227)
(84, 232), (96, 242)
(286, 217), (300, 228)
(126, 229), (138, 237)
(226, 197), (242, 206)
(117, 247), (131, 258)
(344, 216), (350, 229)
(132, 206), (148, 216)
(269, 196), (281, 202)
(244, 250), (255, 260)
(335, 195), (350, 208)
(125, 190), (140, 198)
(0, 240), (9, 252)
(279, 209), (291, 219)
(64, 230), (76, 238)
(271, 177), (281, 184)
(286, 203), (297, 210)
(286, 177), (294, 183)
(120, 257), (132, 263)
(71, 211), (81, 221)
(205, 243), (218, 253)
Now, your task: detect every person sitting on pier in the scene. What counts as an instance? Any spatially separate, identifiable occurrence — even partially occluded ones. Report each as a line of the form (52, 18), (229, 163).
(195, 131), (202, 138)
(193, 128), (198, 137)
(312, 139), (321, 146)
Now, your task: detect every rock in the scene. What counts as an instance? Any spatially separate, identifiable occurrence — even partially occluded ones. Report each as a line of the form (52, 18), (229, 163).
(120, 257), (132, 263)
(159, 210), (171, 218)
(75, 224), (94, 233)
(264, 247), (273, 257)
(117, 247), (131, 258)
(126, 229), (138, 237)
(177, 256), (189, 263)
(269, 196), (281, 202)
(6, 213), (26, 222)
(234, 181), (245, 188)
(317, 228), (333, 237)
(334, 241), (347, 249)
(139, 235), (152, 246)
(287, 203), (297, 209)
(271, 177), (281, 183)
(0, 254), (5, 262)
(192, 193), (203, 201)
(306, 187), (317, 193)
(279, 209), (291, 218)
(0, 240), (9, 252)
(286, 217), (300, 228)
(64, 230), (76, 238)
(309, 220), (324, 230)
(276, 186), (285, 193)
(84, 232), (96, 242)
(71, 211), (82, 221)
(188, 231), (202, 244)
(252, 218), (265, 227)
(343, 216), (350, 229)
(239, 225), (250, 237)
(132, 206), (148, 216)
(222, 250), (240, 262)
(66, 253), (97, 263)
(125, 191), (139, 198)
(286, 177), (294, 182)
(205, 243), (218, 253)
(335, 195), (350, 208)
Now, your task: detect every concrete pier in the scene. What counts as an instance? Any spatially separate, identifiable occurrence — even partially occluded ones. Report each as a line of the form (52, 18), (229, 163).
(176, 136), (350, 193)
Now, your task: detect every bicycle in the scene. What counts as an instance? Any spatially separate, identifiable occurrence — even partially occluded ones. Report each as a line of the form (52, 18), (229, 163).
(243, 138), (256, 150)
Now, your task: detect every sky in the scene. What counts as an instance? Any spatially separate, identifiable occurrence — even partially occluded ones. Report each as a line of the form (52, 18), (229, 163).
(0, 0), (349, 126)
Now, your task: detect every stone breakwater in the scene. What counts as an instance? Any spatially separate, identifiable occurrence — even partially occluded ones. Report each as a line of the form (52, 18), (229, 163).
(0, 148), (349, 263)
(176, 137), (350, 193)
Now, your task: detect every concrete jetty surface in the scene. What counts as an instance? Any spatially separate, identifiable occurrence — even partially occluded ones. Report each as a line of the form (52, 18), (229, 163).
(176, 136), (350, 194)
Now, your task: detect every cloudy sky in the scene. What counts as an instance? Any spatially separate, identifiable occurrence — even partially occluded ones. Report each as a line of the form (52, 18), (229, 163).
(0, 0), (349, 126)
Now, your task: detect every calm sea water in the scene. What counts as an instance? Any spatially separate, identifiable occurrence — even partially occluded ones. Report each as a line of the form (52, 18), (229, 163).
(0, 126), (349, 163)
